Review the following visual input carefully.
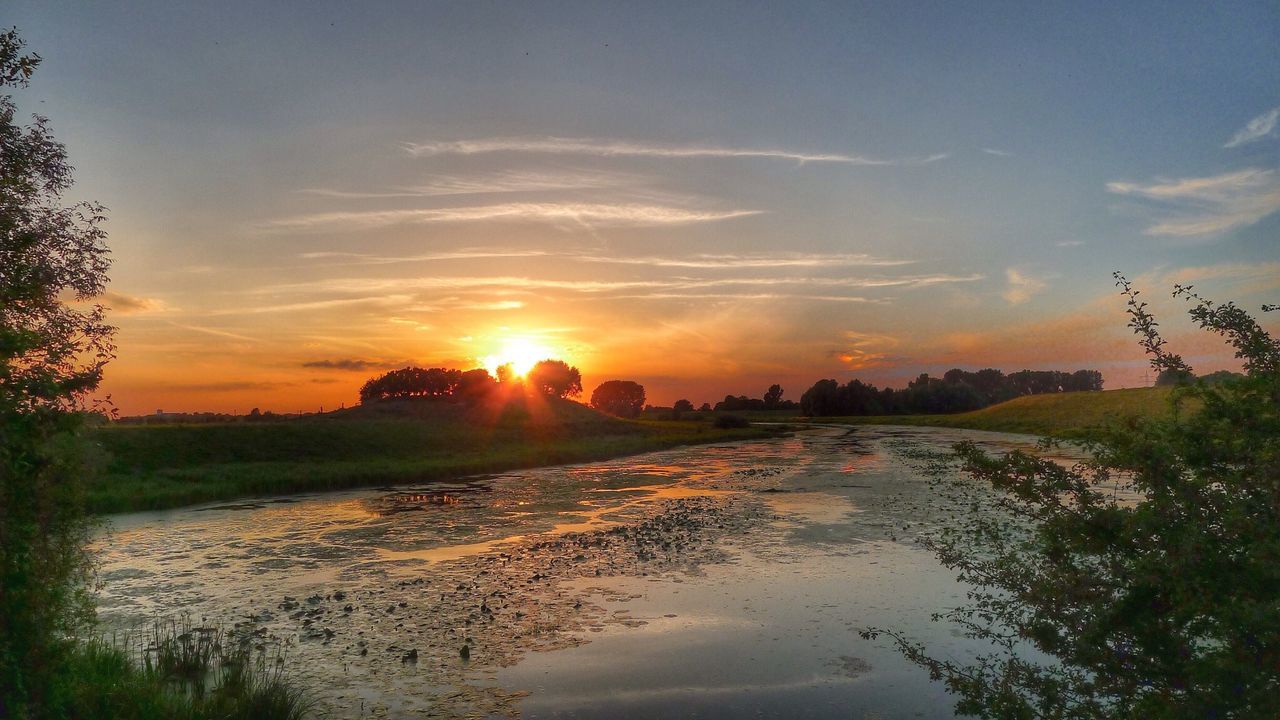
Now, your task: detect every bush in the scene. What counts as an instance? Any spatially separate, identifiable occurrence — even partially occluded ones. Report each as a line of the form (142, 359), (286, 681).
(713, 414), (751, 429)
(865, 276), (1280, 718)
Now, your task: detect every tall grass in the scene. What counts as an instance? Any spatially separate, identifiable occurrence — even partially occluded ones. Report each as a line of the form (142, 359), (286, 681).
(64, 619), (310, 720)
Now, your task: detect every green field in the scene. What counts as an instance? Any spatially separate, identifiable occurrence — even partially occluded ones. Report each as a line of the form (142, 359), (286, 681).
(89, 398), (785, 514)
(812, 386), (1176, 438)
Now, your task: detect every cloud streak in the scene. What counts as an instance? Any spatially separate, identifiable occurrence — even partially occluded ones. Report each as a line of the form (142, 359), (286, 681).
(1106, 168), (1280, 236)
(299, 169), (636, 199)
(298, 249), (914, 269)
(101, 291), (167, 315)
(1224, 107), (1280, 148)
(302, 359), (396, 371)
(403, 136), (949, 166)
(259, 202), (762, 233)
(258, 273), (984, 296)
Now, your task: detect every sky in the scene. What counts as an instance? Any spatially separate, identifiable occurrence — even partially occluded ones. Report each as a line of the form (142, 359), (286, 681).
(9, 0), (1280, 415)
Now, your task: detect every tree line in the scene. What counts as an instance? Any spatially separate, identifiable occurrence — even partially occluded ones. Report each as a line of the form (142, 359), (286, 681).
(799, 368), (1104, 417)
(359, 360), (584, 402)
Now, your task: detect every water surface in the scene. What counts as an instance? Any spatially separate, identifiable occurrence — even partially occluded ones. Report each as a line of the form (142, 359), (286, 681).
(96, 425), (1088, 718)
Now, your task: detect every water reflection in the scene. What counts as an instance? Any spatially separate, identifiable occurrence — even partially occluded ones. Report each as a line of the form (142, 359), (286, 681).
(95, 425), (1091, 718)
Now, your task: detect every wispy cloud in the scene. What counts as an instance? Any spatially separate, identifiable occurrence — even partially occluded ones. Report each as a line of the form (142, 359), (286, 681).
(613, 292), (885, 304)
(299, 169), (635, 199)
(1224, 107), (1280, 148)
(1055, 240), (1086, 247)
(101, 291), (168, 315)
(403, 136), (949, 166)
(297, 249), (913, 269)
(981, 147), (1014, 157)
(259, 202), (762, 233)
(206, 295), (413, 316)
(575, 252), (915, 269)
(1106, 168), (1280, 236)
(1158, 261), (1280, 295)
(299, 249), (551, 265)
(301, 358), (404, 371)
(833, 331), (900, 369)
(1002, 268), (1047, 305)
(257, 273), (983, 296)
(168, 322), (256, 342)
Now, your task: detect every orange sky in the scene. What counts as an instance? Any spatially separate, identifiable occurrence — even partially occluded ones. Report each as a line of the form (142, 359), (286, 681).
(13, 3), (1276, 416)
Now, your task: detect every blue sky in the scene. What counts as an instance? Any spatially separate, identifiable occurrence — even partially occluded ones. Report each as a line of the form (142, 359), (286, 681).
(9, 0), (1279, 413)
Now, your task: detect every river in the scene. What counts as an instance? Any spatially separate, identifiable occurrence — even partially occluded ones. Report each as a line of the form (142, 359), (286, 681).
(94, 424), (1089, 719)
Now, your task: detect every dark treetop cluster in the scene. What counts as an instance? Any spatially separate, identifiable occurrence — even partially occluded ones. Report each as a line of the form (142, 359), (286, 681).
(358, 360), (584, 403)
(799, 368), (1104, 417)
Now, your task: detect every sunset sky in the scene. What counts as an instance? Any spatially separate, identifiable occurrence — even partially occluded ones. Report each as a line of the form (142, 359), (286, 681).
(10, 1), (1280, 415)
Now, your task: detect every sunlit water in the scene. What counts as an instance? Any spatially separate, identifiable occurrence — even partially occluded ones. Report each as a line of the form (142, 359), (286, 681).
(95, 425), (1090, 719)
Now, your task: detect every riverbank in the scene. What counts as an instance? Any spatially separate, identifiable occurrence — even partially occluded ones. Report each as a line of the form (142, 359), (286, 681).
(810, 387), (1173, 439)
(89, 398), (786, 514)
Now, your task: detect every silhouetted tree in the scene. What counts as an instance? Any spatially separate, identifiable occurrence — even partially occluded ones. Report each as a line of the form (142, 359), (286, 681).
(763, 384), (784, 409)
(590, 380), (646, 418)
(698, 402), (712, 412)
(673, 399), (695, 412)
(1, 28), (112, 714)
(1155, 367), (1195, 386)
(526, 359), (582, 398)
(456, 368), (496, 398)
(359, 366), (463, 402)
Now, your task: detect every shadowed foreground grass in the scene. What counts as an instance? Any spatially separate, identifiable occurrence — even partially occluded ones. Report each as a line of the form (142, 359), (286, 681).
(64, 622), (309, 720)
(90, 397), (784, 514)
(812, 387), (1175, 439)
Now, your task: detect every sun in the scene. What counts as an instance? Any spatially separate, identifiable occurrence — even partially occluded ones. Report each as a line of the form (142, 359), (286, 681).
(480, 338), (555, 378)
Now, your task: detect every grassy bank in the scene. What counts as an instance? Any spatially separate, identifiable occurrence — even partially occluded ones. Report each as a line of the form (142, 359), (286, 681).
(811, 387), (1175, 439)
(61, 622), (308, 720)
(90, 398), (784, 514)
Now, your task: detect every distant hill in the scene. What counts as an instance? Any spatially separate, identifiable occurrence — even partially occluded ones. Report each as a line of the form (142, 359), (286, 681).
(819, 387), (1175, 439)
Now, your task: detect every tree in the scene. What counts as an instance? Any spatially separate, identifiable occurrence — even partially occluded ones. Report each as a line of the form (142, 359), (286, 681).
(762, 384), (784, 409)
(1154, 367), (1194, 386)
(525, 359), (582, 398)
(456, 368), (496, 398)
(358, 366), (465, 402)
(698, 402), (712, 412)
(865, 274), (1280, 718)
(589, 380), (646, 418)
(673, 399), (695, 413)
(1, 28), (113, 715)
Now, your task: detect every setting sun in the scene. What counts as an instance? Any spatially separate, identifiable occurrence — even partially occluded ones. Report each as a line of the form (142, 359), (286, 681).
(480, 338), (557, 378)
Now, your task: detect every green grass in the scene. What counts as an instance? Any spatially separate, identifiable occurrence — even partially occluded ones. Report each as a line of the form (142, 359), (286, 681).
(89, 397), (783, 514)
(62, 621), (309, 720)
(810, 387), (1176, 439)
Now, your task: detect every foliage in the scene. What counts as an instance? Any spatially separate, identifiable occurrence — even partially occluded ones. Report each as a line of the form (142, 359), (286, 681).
(864, 274), (1280, 718)
(1154, 367), (1194, 386)
(359, 366), (465, 402)
(0, 28), (114, 717)
(525, 359), (582, 398)
(672, 398), (695, 413)
(799, 366), (1103, 417)
(63, 620), (309, 720)
(590, 380), (646, 418)
(763, 384), (784, 409)
(713, 414), (751, 429)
